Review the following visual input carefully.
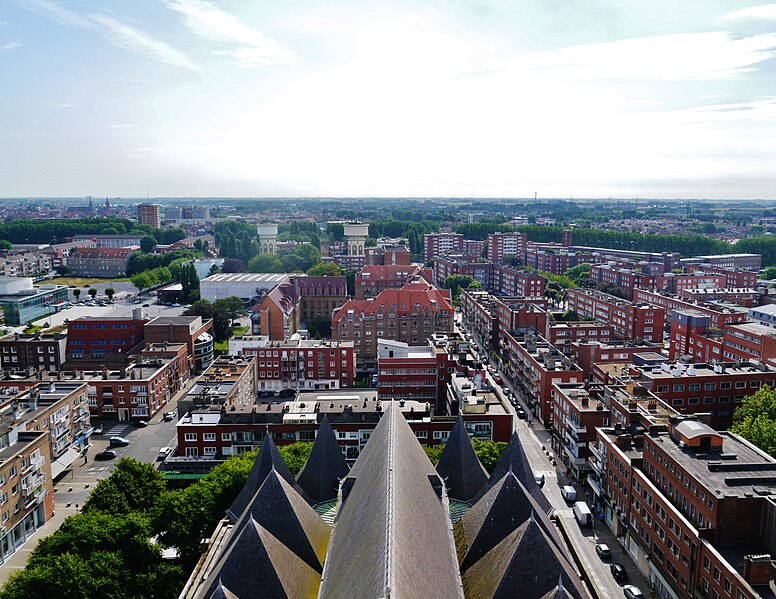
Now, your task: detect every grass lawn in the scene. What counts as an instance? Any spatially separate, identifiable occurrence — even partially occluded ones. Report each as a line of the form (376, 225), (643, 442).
(50, 276), (130, 286)
(214, 325), (249, 352)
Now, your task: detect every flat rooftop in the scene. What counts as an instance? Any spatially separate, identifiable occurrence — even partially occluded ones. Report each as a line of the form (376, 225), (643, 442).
(653, 431), (776, 499)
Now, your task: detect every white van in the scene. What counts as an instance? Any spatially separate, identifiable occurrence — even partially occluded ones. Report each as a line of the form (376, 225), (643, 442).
(156, 446), (172, 461)
(574, 501), (592, 526)
(561, 486), (577, 502)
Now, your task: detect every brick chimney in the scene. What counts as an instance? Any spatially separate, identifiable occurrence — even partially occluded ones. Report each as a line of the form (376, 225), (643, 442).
(743, 555), (771, 586)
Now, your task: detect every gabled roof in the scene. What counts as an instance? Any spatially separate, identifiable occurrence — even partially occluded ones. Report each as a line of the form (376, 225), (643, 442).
(461, 515), (586, 599)
(455, 471), (565, 571)
(472, 431), (552, 511)
(196, 518), (321, 599)
(296, 414), (350, 503)
(331, 283), (453, 323)
(226, 432), (310, 521)
(435, 417), (488, 501)
(222, 469), (330, 573)
(318, 404), (464, 599)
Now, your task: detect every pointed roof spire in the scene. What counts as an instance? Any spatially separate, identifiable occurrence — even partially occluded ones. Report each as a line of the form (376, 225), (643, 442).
(296, 413), (350, 503)
(222, 469), (331, 573)
(455, 470), (565, 571)
(196, 518), (321, 599)
(461, 516), (586, 599)
(319, 403), (464, 599)
(472, 430), (551, 511)
(227, 432), (310, 521)
(435, 416), (488, 501)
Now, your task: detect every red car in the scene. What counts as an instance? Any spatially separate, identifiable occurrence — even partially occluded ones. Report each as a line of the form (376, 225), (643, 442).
(494, 375), (503, 385)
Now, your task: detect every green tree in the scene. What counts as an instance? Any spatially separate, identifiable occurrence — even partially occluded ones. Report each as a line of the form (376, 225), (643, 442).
(131, 272), (155, 296)
(72, 288), (80, 301)
(278, 442), (313, 475)
(472, 439), (508, 474)
(140, 235), (157, 254)
(277, 244), (321, 272)
(88, 288), (97, 299)
(306, 262), (345, 276)
(444, 274), (475, 302)
(104, 287), (115, 303)
(563, 263), (591, 284)
(83, 458), (167, 517)
(732, 387), (776, 456)
(247, 253), (284, 273)
(184, 300), (232, 342)
(214, 296), (246, 325)
(467, 280), (482, 289)
(0, 240), (12, 250)
(762, 267), (776, 280)
(423, 445), (444, 465)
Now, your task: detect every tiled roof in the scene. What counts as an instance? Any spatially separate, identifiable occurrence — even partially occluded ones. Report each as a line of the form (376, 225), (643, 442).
(318, 403), (465, 599)
(332, 283), (453, 322)
(435, 416), (488, 502)
(296, 414), (350, 503)
(70, 247), (132, 259)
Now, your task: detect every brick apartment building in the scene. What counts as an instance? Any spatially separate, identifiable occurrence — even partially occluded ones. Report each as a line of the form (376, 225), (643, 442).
(523, 246), (578, 275)
(687, 253), (762, 271)
(491, 266), (545, 297)
(460, 290), (549, 352)
(633, 289), (750, 330)
(690, 264), (758, 288)
(173, 389), (511, 463)
(499, 332), (583, 423)
(423, 233), (464, 262)
(364, 244), (411, 266)
(332, 282), (454, 372)
(567, 288), (665, 343)
(65, 315), (147, 367)
(227, 337), (355, 391)
(68, 247), (132, 278)
(144, 316), (214, 372)
(178, 355), (257, 418)
(550, 382), (610, 479)
(354, 265), (432, 299)
(377, 338), (453, 412)
(595, 419), (774, 599)
(634, 360), (776, 429)
(722, 322), (776, 363)
(485, 232), (527, 262)
(572, 340), (663, 379)
(0, 333), (66, 372)
(548, 322), (616, 356)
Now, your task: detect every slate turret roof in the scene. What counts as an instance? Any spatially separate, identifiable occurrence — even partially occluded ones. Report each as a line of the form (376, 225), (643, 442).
(296, 413), (350, 503)
(226, 431), (310, 521)
(435, 416), (489, 501)
(461, 514), (586, 599)
(220, 468), (330, 573)
(318, 403), (465, 599)
(472, 430), (551, 512)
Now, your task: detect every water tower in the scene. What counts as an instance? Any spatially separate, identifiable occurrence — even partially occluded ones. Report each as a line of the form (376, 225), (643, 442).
(344, 223), (369, 256)
(256, 224), (278, 254)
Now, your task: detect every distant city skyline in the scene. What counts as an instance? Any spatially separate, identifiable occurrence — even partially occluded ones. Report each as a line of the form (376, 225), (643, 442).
(2, 1), (776, 199)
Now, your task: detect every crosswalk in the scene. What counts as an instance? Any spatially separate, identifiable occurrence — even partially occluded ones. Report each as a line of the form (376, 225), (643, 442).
(105, 423), (130, 437)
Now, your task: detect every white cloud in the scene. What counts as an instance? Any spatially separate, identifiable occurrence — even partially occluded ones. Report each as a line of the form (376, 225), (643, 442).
(165, 0), (295, 67)
(106, 123), (134, 129)
(14, 0), (91, 29)
(90, 14), (199, 71)
(722, 4), (776, 20)
(2, 41), (21, 50)
(504, 32), (776, 81)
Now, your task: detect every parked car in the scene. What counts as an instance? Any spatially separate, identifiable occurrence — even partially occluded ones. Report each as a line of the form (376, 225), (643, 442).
(595, 543), (612, 559)
(533, 473), (545, 488)
(516, 408), (526, 419)
(94, 449), (117, 461)
(610, 563), (628, 582)
(109, 436), (129, 447)
(134, 420), (148, 428)
(92, 424), (103, 435)
(623, 586), (644, 599)
(163, 411), (176, 422)
(142, 303), (150, 307)
(172, 303), (181, 307)
(561, 485), (577, 502)
(157, 446), (172, 461)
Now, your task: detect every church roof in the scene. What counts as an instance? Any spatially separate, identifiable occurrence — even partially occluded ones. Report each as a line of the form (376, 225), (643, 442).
(318, 403), (464, 599)
(196, 518), (321, 599)
(472, 430), (551, 512)
(226, 432), (310, 521)
(221, 469), (330, 573)
(296, 413), (350, 503)
(455, 471), (565, 571)
(461, 515), (586, 599)
(435, 417), (489, 501)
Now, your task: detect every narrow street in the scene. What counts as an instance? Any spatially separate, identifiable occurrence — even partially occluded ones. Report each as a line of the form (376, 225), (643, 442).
(456, 311), (650, 599)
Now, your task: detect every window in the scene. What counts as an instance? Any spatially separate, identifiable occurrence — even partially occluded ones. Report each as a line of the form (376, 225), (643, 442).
(184, 433), (197, 442)
(203, 433), (216, 442)
(203, 446), (217, 455)
(704, 556), (711, 572)
(221, 433), (231, 441)
(704, 383), (716, 390)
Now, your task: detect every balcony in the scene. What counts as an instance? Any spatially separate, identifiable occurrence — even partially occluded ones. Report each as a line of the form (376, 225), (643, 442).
(566, 420), (587, 435)
(590, 443), (605, 462)
(590, 457), (604, 476)
(587, 476), (604, 496)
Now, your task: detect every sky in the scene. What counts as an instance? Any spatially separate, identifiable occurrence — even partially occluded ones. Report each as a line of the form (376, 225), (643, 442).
(2, 1), (776, 199)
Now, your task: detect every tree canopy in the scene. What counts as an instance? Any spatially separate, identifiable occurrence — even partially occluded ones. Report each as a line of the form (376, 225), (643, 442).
(732, 386), (776, 457)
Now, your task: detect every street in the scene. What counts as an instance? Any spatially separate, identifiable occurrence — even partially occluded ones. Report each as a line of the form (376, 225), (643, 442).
(455, 311), (649, 599)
